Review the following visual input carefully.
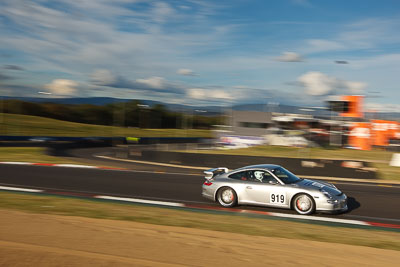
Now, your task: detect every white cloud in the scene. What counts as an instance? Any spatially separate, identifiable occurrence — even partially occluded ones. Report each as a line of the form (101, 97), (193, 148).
(298, 71), (367, 96)
(276, 52), (303, 62)
(44, 79), (78, 96)
(151, 2), (175, 23)
(187, 88), (233, 100)
(339, 18), (400, 49)
(187, 88), (206, 99)
(305, 39), (345, 53)
(0, 0), (229, 78)
(298, 72), (336, 95)
(343, 81), (365, 93)
(136, 76), (166, 89)
(90, 69), (117, 86)
(348, 53), (400, 69)
(1, 1), (398, 106)
(212, 90), (233, 100)
(365, 102), (400, 113)
(88, 70), (187, 95)
(177, 68), (197, 76)
(301, 18), (400, 55)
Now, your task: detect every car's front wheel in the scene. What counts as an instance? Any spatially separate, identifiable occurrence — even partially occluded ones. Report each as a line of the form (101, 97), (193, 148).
(293, 194), (315, 215)
(217, 187), (237, 208)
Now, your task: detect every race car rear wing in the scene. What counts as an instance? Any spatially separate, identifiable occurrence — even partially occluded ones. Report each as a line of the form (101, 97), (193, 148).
(204, 167), (229, 181)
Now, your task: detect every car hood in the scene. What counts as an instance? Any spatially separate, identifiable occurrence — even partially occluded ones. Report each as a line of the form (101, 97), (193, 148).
(295, 179), (342, 196)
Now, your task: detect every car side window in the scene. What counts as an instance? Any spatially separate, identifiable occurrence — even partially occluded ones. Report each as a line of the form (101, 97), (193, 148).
(273, 168), (288, 179)
(228, 171), (249, 181)
(251, 170), (277, 183)
(261, 171), (277, 184)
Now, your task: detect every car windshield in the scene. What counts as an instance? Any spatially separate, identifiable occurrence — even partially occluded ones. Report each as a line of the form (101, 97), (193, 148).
(271, 167), (302, 184)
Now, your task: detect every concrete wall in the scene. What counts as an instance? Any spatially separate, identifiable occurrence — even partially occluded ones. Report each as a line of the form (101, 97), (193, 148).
(229, 110), (272, 136)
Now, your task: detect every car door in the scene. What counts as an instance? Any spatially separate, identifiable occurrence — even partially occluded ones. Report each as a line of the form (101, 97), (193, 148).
(243, 170), (289, 207)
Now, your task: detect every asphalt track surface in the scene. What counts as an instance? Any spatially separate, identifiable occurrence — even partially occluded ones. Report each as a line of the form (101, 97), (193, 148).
(1, 152), (400, 225)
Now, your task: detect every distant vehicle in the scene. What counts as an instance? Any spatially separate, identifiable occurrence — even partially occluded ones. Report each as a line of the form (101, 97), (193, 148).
(202, 164), (347, 215)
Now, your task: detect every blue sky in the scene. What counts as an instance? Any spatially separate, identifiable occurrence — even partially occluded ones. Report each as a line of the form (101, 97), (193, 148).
(1, 0), (400, 111)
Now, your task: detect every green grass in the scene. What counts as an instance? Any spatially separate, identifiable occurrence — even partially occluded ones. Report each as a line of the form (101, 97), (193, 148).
(373, 162), (400, 180)
(185, 145), (400, 180)
(0, 113), (212, 137)
(1, 191), (400, 251)
(188, 145), (394, 162)
(0, 147), (83, 164)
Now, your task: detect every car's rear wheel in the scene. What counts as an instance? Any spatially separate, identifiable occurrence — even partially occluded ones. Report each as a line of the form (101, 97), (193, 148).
(217, 187), (237, 208)
(293, 194), (315, 215)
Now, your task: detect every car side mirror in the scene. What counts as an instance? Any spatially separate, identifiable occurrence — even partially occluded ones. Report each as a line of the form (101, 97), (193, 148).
(268, 180), (278, 185)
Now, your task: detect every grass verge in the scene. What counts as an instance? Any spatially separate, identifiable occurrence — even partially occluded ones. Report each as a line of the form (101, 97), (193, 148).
(1, 191), (399, 251)
(187, 145), (394, 162)
(0, 147), (82, 164)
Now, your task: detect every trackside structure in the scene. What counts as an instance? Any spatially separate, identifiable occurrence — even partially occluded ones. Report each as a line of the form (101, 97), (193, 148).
(329, 95), (400, 150)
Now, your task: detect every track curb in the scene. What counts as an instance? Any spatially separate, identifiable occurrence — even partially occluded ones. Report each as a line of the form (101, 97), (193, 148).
(0, 161), (128, 171)
(0, 185), (399, 232)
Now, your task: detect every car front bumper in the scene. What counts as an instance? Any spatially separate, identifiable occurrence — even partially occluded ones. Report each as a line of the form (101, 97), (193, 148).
(316, 194), (348, 214)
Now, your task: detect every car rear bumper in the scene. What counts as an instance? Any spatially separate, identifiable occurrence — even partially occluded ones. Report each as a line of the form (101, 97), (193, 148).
(202, 185), (215, 201)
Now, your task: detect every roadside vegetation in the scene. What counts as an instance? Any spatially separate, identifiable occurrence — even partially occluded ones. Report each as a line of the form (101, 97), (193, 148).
(0, 113), (212, 137)
(0, 99), (222, 129)
(0, 191), (399, 251)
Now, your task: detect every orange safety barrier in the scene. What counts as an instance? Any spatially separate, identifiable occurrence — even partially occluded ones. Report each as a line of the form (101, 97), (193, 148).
(348, 122), (371, 150)
(371, 120), (400, 146)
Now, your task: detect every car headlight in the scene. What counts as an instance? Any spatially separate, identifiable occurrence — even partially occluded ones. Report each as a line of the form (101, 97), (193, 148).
(321, 190), (333, 199)
(321, 189), (338, 203)
(327, 199), (339, 204)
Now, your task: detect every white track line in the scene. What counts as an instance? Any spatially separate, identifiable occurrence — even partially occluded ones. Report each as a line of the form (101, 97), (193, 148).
(95, 155), (209, 170)
(90, 197), (366, 226)
(0, 185), (43, 193)
(55, 164), (97, 169)
(268, 212), (369, 226)
(0, 184), (396, 228)
(94, 195), (185, 207)
(0, 162), (32, 165)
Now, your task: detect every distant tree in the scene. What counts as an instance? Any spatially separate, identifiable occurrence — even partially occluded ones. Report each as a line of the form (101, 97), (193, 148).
(2, 99), (220, 129)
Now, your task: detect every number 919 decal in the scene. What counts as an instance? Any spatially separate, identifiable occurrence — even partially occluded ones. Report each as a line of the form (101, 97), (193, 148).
(270, 193), (285, 204)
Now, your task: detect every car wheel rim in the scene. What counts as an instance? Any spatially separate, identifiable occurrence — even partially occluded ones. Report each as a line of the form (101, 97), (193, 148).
(221, 189), (234, 204)
(296, 196), (311, 211)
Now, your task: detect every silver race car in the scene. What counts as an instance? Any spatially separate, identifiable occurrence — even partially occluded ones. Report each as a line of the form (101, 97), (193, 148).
(202, 164), (347, 215)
